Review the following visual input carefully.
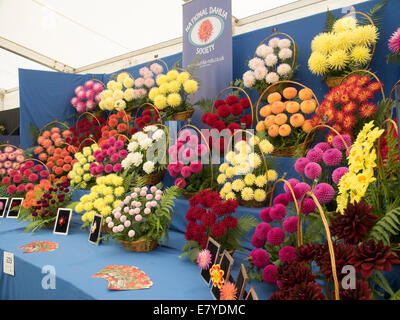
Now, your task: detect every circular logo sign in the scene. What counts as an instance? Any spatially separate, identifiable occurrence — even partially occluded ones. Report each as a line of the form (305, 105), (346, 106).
(188, 15), (225, 47)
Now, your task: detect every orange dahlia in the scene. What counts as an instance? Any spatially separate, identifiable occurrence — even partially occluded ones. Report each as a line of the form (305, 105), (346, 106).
(359, 103), (377, 118)
(220, 282), (237, 300)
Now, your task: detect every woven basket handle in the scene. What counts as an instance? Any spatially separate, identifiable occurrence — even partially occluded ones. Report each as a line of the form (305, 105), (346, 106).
(76, 112), (101, 126)
(299, 192), (340, 300)
(78, 138), (97, 150)
(340, 70), (385, 100)
(387, 80), (400, 119)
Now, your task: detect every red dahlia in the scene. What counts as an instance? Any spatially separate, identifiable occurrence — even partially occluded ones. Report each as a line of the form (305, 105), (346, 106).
(330, 201), (378, 245)
(338, 279), (372, 300)
(277, 262), (315, 291)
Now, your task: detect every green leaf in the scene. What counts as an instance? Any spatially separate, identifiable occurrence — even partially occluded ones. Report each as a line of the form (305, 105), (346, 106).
(323, 9), (337, 33)
(390, 288), (400, 300)
(360, 0), (388, 28)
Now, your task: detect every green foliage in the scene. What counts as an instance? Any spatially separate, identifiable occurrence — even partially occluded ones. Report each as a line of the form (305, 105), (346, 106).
(387, 53), (400, 65)
(369, 207), (400, 244)
(373, 99), (391, 128)
(360, 0), (388, 28)
(195, 98), (214, 114)
(390, 288), (400, 300)
(323, 9), (337, 33)
(29, 121), (39, 146)
(383, 120), (400, 178)
(223, 215), (259, 252)
(0, 186), (9, 197)
(180, 241), (201, 263)
(371, 270), (394, 297)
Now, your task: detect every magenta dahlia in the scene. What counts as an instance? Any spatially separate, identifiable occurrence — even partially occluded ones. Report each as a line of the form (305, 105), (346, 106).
(389, 27), (400, 53)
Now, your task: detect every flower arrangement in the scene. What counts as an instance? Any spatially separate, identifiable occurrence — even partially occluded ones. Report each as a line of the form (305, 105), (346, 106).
(181, 189), (258, 262)
(107, 185), (179, 252)
(269, 202), (400, 300)
(121, 125), (167, 180)
(134, 108), (161, 130)
(19, 180), (72, 232)
(314, 75), (383, 142)
(201, 94), (253, 152)
(0, 160), (50, 196)
(242, 35), (296, 92)
(218, 136), (277, 207)
(308, 15), (379, 83)
(75, 173), (125, 228)
(66, 117), (107, 150)
(22, 179), (52, 210)
(256, 86), (317, 155)
(386, 27), (400, 65)
(167, 128), (213, 195)
(98, 111), (136, 145)
(71, 80), (104, 113)
(98, 72), (135, 112)
(246, 173), (340, 283)
(0, 146), (25, 177)
(90, 137), (127, 176)
(148, 69), (198, 120)
(294, 135), (351, 185)
(336, 121), (384, 214)
(68, 144), (100, 189)
(33, 126), (77, 182)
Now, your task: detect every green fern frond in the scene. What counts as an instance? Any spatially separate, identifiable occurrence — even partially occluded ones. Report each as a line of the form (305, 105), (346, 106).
(360, 0), (388, 28)
(195, 98), (214, 113)
(369, 207), (400, 244)
(324, 9), (337, 33)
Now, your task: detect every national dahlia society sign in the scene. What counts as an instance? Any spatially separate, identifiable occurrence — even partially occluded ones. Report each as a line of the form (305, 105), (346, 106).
(183, 0), (233, 126)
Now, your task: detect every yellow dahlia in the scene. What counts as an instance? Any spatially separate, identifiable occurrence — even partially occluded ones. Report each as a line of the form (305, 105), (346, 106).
(333, 16), (357, 33)
(327, 49), (349, 70)
(350, 46), (371, 65)
(167, 93), (182, 107)
(183, 79), (198, 94)
(241, 187), (254, 201)
(311, 32), (335, 54)
(244, 174), (256, 186)
(255, 175), (267, 188)
(254, 189), (267, 202)
(154, 95), (167, 110)
(267, 169), (278, 182)
(232, 179), (245, 192)
(308, 52), (329, 75)
(353, 25), (378, 47)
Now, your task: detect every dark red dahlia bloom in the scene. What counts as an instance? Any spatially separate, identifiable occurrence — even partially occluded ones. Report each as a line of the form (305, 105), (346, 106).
(217, 105), (230, 118)
(227, 123), (241, 134)
(230, 103), (243, 116)
(288, 282), (325, 300)
(349, 239), (400, 278)
(211, 222), (226, 238)
(315, 242), (354, 280)
(269, 290), (290, 300)
(296, 243), (318, 264)
(330, 201), (378, 245)
(338, 279), (372, 300)
(240, 115), (252, 127)
(226, 95), (238, 105)
(239, 98), (250, 109)
(201, 212), (217, 227)
(211, 199), (238, 216)
(277, 262), (315, 291)
(185, 206), (206, 222)
(222, 216), (238, 229)
(214, 99), (225, 108)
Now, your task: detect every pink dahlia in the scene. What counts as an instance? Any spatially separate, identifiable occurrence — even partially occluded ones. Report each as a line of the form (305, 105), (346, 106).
(249, 249), (270, 269)
(389, 27), (400, 53)
(283, 216), (298, 234)
(279, 246), (297, 263)
(270, 204), (287, 221)
(313, 183), (335, 205)
(301, 198), (316, 215)
(263, 264), (278, 284)
(255, 223), (271, 241)
(283, 178), (300, 193)
(189, 160), (203, 173)
(260, 207), (273, 223)
(314, 142), (331, 152)
(251, 234), (266, 248)
(293, 182), (311, 200)
(306, 147), (323, 163)
(322, 148), (343, 166)
(273, 193), (290, 206)
(197, 249), (212, 270)
(332, 167), (349, 184)
(267, 227), (285, 246)
(332, 135), (352, 151)
(294, 158), (310, 174)
(304, 162), (322, 180)
(175, 178), (186, 189)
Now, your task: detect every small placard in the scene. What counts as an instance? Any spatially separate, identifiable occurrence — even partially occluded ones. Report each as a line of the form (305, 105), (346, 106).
(235, 264), (248, 300)
(200, 237), (221, 286)
(88, 214), (103, 245)
(3, 251), (15, 276)
(6, 198), (23, 219)
(0, 198), (9, 218)
(53, 208), (72, 235)
(211, 250), (234, 300)
(245, 286), (258, 300)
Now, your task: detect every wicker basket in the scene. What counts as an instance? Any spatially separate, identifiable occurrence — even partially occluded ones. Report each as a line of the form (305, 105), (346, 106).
(183, 191), (197, 200)
(325, 77), (344, 89)
(143, 170), (165, 185)
(44, 221), (55, 230)
(238, 198), (267, 208)
(120, 238), (158, 252)
(168, 108), (195, 121)
(271, 136), (314, 158)
(101, 223), (112, 234)
(84, 110), (105, 120)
